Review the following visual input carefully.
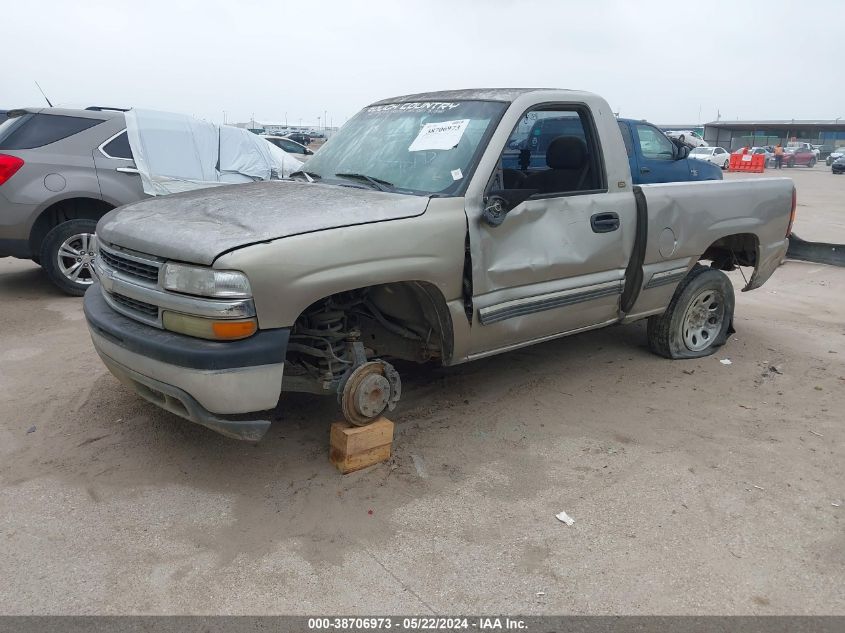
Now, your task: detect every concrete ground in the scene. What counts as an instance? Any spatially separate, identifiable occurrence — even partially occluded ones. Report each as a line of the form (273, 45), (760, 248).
(0, 168), (843, 615)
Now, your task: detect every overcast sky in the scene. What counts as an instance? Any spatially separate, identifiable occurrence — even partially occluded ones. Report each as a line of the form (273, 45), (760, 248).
(3, 0), (844, 127)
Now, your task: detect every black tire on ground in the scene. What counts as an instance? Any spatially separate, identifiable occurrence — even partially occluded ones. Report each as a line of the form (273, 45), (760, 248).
(808, 158), (816, 168)
(646, 264), (735, 360)
(40, 219), (99, 296)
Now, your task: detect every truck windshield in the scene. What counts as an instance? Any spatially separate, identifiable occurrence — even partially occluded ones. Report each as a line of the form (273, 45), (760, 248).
(298, 100), (507, 195)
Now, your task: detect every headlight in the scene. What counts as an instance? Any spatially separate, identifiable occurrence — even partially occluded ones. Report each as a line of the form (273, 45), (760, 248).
(161, 262), (252, 298)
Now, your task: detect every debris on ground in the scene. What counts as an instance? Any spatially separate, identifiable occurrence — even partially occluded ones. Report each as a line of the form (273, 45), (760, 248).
(768, 365), (783, 374)
(683, 369), (695, 375)
(410, 453), (429, 479)
(808, 430), (824, 437)
(720, 359), (732, 365)
(26, 426), (36, 434)
(555, 511), (575, 526)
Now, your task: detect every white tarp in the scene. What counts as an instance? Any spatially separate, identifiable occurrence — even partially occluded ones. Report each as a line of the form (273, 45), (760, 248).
(125, 109), (302, 196)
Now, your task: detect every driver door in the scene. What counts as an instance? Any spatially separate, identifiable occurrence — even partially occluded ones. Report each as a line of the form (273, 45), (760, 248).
(465, 104), (637, 357)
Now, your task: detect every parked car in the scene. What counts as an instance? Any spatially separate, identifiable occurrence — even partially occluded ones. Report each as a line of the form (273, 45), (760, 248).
(263, 135), (314, 158)
(84, 88), (794, 440)
(832, 156), (845, 174)
(825, 147), (845, 166)
(787, 142), (820, 159)
(0, 107), (146, 294)
(285, 132), (311, 145)
(689, 146), (731, 169)
(617, 119), (722, 183)
(665, 130), (708, 147)
(782, 146), (817, 167)
(0, 107), (293, 295)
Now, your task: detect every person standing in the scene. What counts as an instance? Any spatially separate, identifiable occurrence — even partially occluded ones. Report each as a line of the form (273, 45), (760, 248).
(774, 143), (784, 169)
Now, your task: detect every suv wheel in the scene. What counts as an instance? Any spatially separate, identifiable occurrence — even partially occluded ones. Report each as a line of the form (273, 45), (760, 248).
(647, 264), (735, 359)
(40, 219), (99, 296)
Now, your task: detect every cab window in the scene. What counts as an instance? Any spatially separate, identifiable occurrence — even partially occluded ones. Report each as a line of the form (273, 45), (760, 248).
(496, 106), (605, 196)
(636, 124), (675, 160)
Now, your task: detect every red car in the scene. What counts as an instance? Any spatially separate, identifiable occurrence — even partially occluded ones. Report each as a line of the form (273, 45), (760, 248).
(782, 147), (817, 168)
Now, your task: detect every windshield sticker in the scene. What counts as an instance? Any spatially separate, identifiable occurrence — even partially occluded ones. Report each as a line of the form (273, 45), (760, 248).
(451, 168), (463, 181)
(367, 102), (462, 114)
(408, 119), (470, 152)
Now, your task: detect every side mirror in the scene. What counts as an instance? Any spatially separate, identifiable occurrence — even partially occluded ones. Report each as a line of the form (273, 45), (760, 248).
(676, 145), (690, 159)
(305, 148), (314, 155)
(482, 189), (537, 227)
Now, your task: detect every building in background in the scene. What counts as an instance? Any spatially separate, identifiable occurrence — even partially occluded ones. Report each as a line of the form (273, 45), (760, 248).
(703, 120), (845, 152)
(232, 121), (340, 138)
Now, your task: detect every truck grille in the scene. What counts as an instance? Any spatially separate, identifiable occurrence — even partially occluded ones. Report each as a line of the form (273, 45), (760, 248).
(99, 247), (160, 283)
(110, 292), (159, 318)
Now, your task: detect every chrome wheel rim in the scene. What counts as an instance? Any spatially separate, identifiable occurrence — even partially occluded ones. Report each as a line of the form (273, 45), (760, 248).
(57, 233), (97, 286)
(682, 288), (725, 352)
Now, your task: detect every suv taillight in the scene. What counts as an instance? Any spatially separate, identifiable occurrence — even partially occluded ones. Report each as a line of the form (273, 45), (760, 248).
(0, 154), (24, 186)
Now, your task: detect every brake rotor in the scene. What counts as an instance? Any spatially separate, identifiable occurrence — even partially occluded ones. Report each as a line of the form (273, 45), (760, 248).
(340, 360), (401, 426)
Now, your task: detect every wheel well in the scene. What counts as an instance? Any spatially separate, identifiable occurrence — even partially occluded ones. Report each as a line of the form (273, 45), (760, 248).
(700, 233), (758, 270)
(29, 198), (113, 254)
(290, 280), (453, 362)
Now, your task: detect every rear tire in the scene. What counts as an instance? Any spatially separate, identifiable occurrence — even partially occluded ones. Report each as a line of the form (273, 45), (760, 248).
(647, 264), (735, 359)
(40, 219), (99, 296)
(808, 158), (816, 168)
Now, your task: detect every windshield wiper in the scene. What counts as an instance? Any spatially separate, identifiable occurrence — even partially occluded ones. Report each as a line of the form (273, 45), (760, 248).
(288, 170), (321, 182)
(333, 172), (394, 192)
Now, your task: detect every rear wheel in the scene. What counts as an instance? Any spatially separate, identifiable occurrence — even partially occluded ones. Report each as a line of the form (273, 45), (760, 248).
(808, 158), (816, 168)
(647, 264), (735, 359)
(40, 219), (98, 296)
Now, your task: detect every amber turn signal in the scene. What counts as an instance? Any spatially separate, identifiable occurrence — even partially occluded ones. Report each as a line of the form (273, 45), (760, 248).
(211, 319), (258, 340)
(162, 311), (258, 341)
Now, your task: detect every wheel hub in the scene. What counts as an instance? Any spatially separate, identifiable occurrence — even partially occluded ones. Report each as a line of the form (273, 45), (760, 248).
(339, 360), (402, 426)
(57, 233), (97, 286)
(681, 289), (725, 352)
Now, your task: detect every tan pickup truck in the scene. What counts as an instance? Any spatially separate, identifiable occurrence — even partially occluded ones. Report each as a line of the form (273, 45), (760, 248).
(84, 89), (796, 440)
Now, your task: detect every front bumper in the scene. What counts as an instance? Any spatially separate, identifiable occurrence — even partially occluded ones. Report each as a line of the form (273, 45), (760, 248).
(84, 284), (289, 440)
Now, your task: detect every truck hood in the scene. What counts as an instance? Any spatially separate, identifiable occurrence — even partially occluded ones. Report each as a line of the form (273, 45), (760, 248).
(97, 180), (430, 265)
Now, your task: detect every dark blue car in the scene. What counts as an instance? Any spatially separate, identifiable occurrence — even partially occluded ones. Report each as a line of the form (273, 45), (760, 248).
(501, 115), (722, 185)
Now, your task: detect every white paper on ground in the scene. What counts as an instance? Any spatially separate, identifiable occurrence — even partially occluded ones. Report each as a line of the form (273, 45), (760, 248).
(408, 119), (470, 152)
(555, 511), (575, 526)
(720, 359), (732, 365)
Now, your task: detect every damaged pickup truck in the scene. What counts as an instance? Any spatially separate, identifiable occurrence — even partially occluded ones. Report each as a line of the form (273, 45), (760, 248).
(84, 89), (796, 440)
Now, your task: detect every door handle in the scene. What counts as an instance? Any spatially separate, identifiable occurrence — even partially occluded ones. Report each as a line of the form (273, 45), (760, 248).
(591, 212), (620, 233)
(116, 167), (140, 174)
(640, 167), (651, 174)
